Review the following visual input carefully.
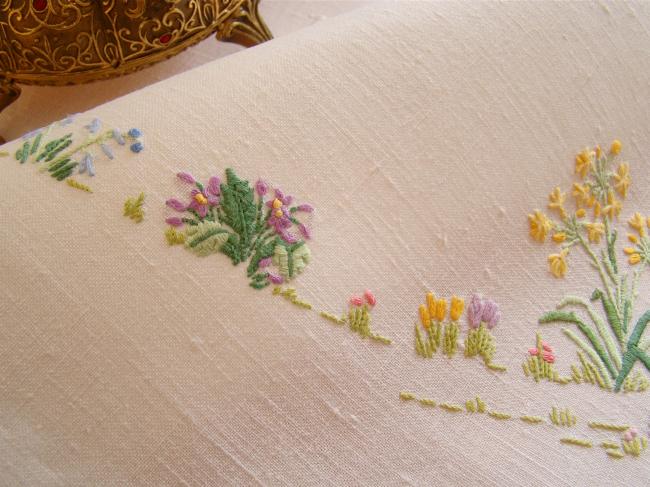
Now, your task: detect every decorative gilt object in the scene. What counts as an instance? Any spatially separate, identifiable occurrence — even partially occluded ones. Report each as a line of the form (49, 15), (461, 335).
(0, 0), (272, 114)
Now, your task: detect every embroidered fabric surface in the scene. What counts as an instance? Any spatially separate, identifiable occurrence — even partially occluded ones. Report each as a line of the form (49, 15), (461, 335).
(1, 2), (650, 486)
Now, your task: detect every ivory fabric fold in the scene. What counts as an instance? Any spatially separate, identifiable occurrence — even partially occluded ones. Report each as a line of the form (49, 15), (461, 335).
(1, 2), (650, 485)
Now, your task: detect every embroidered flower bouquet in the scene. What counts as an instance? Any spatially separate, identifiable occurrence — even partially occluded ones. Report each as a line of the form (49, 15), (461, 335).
(528, 140), (650, 392)
(165, 168), (313, 289)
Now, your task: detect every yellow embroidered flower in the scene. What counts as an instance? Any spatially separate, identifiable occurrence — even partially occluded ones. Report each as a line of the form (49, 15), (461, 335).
(594, 202), (602, 218)
(585, 221), (605, 243)
(628, 233), (639, 244)
(603, 191), (622, 219)
(450, 296), (464, 321)
(572, 183), (591, 207)
(613, 162), (630, 198)
(628, 212), (647, 237)
(426, 292), (436, 319)
(610, 139), (622, 155)
(623, 247), (636, 255)
(548, 248), (569, 278)
(435, 298), (447, 322)
(419, 304), (430, 329)
(552, 232), (567, 243)
(595, 145), (602, 159)
(575, 209), (586, 218)
(528, 210), (552, 242)
(548, 187), (567, 219)
(629, 253), (642, 265)
(575, 149), (593, 178)
(194, 193), (208, 205)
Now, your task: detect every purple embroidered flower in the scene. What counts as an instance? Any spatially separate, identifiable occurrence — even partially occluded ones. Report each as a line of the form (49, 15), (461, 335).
(100, 143), (114, 160)
(296, 204), (314, 213)
(266, 189), (297, 243)
(188, 188), (216, 218)
(482, 299), (500, 329)
(165, 217), (184, 227)
(268, 272), (283, 284)
(255, 179), (269, 196)
(207, 176), (221, 198)
(467, 294), (485, 329)
(177, 172), (196, 184)
(258, 257), (273, 268)
(166, 198), (187, 212)
(298, 223), (311, 239)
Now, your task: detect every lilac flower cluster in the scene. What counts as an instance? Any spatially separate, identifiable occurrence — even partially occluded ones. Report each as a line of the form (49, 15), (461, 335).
(467, 294), (501, 329)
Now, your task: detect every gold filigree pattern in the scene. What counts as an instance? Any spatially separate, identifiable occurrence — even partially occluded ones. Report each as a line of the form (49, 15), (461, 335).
(0, 0), (272, 114)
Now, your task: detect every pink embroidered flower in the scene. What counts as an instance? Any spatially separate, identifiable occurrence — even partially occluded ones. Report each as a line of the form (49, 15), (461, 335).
(258, 257), (272, 268)
(364, 289), (376, 307)
(350, 295), (364, 307)
(177, 171), (196, 184)
(529, 342), (555, 363)
(166, 198), (187, 212)
(623, 427), (638, 442)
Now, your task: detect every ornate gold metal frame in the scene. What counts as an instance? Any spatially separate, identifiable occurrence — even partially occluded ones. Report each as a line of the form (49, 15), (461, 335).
(0, 0), (272, 115)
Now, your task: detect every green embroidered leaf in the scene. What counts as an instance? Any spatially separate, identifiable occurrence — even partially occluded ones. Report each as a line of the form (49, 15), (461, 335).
(540, 310), (616, 379)
(30, 132), (43, 156)
(219, 168), (257, 258)
(607, 230), (618, 274)
(221, 233), (242, 264)
(590, 289), (623, 343)
(185, 221), (230, 256)
(36, 134), (72, 162)
(273, 242), (311, 280)
(123, 193), (145, 223)
(247, 237), (278, 277)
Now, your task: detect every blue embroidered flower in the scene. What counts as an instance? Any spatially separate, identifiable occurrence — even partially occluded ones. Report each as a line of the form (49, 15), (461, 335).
(130, 142), (144, 153)
(128, 128), (142, 138)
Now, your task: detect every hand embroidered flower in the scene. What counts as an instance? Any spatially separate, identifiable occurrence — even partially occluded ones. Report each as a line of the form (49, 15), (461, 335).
(528, 210), (552, 242)
(11, 117), (143, 185)
(528, 140), (650, 392)
(164, 168), (313, 290)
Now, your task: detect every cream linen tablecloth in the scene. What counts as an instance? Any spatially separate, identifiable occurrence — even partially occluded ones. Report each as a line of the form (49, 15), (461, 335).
(1, 2), (650, 485)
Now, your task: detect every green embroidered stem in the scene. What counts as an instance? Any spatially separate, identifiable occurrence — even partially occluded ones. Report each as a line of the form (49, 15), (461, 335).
(578, 235), (621, 320)
(557, 296), (622, 372)
(540, 310), (616, 379)
(443, 321), (459, 357)
(562, 329), (612, 388)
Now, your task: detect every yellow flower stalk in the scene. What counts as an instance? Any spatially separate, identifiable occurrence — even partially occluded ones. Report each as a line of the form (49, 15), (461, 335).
(585, 221), (605, 243)
(436, 298), (447, 321)
(628, 212), (647, 237)
(419, 304), (430, 329)
(629, 253), (642, 265)
(548, 187), (567, 219)
(575, 149), (593, 178)
(528, 210), (552, 242)
(593, 202), (601, 218)
(450, 296), (464, 321)
(610, 139), (622, 155)
(552, 232), (567, 243)
(572, 183), (591, 207)
(575, 208), (586, 218)
(603, 190), (622, 219)
(613, 162), (630, 198)
(548, 248), (569, 278)
(426, 292), (436, 319)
